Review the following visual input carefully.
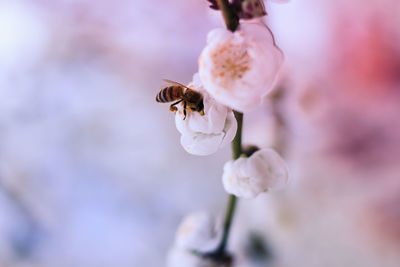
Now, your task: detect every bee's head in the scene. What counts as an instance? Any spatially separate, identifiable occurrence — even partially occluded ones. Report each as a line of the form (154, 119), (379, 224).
(196, 100), (204, 112)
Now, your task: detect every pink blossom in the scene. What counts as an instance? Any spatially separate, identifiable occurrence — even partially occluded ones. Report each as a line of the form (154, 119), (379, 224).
(198, 20), (283, 112)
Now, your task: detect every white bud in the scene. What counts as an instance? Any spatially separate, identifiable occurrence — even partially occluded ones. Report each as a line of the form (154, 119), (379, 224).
(222, 149), (289, 198)
(167, 247), (218, 267)
(174, 211), (220, 252)
(175, 74), (237, 156)
(167, 211), (221, 267)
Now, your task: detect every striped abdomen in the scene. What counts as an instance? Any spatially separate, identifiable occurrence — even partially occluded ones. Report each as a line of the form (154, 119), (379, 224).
(156, 86), (184, 103)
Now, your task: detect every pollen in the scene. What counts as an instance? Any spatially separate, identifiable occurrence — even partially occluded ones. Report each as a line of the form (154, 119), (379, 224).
(210, 42), (251, 84)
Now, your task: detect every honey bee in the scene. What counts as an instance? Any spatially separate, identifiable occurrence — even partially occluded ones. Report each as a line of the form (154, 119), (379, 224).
(156, 79), (205, 120)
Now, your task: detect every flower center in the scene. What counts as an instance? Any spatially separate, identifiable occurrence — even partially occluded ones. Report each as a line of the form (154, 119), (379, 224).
(211, 42), (250, 83)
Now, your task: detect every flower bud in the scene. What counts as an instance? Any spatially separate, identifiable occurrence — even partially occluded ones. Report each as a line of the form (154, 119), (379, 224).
(167, 211), (221, 267)
(175, 74), (237, 156)
(174, 211), (220, 252)
(222, 149), (289, 198)
(167, 248), (218, 267)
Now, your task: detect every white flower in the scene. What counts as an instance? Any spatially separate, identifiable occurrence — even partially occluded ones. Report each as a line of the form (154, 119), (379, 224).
(175, 74), (237, 156)
(198, 20), (283, 112)
(167, 212), (221, 267)
(222, 149), (289, 198)
(167, 248), (218, 267)
(174, 211), (220, 252)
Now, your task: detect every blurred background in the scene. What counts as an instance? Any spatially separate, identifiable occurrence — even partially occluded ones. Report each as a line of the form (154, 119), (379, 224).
(0, 0), (399, 266)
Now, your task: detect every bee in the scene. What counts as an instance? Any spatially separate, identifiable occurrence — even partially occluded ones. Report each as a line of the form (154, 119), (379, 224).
(156, 79), (205, 120)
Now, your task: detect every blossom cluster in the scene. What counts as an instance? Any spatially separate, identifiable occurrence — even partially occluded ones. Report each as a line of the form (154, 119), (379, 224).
(169, 17), (288, 196)
(153, 0), (291, 195)
(160, 1), (290, 265)
(173, 18), (283, 156)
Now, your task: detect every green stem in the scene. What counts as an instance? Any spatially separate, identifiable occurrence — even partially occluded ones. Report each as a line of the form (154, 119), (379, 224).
(232, 111), (243, 160)
(206, 1), (242, 262)
(216, 194), (237, 256)
(216, 0), (239, 32)
(214, 111), (243, 257)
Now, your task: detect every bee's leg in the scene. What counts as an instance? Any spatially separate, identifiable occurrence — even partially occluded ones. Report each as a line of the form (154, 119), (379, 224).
(183, 101), (187, 120)
(169, 100), (183, 112)
(199, 109), (205, 116)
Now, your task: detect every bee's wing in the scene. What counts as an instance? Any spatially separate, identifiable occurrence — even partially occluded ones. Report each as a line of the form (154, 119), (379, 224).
(162, 79), (191, 90)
